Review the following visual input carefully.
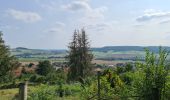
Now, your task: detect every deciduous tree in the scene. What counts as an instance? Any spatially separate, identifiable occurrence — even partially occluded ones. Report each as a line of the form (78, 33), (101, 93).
(36, 60), (53, 76)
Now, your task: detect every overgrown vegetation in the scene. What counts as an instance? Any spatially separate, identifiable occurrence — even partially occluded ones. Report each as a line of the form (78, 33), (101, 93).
(80, 48), (170, 100)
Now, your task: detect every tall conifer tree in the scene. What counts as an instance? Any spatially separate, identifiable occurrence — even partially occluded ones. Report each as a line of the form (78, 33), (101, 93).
(67, 29), (93, 81)
(0, 31), (18, 83)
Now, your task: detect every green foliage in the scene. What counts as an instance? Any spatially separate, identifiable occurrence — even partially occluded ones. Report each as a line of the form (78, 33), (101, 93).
(28, 84), (81, 100)
(29, 74), (46, 83)
(124, 63), (134, 72)
(0, 82), (20, 89)
(116, 63), (134, 74)
(19, 73), (33, 81)
(46, 69), (67, 84)
(28, 84), (57, 100)
(120, 72), (133, 85)
(135, 47), (170, 100)
(36, 60), (54, 76)
(30, 68), (67, 84)
(81, 69), (125, 100)
(80, 48), (170, 100)
(28, 63), (34, 68)
(116, 66), (125, 74)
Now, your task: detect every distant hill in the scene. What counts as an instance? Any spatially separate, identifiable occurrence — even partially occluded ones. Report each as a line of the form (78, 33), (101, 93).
(16, 47), (28, 50)
(11, 46), (170, 61)
(11, 47), (67, 59)
(13, 46), (170, 53)
(12, 47), (66, 53)
(92, 46), (170, 53)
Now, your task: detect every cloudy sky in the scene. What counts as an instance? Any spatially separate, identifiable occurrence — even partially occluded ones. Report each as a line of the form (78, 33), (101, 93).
(0, 0), (170, 49)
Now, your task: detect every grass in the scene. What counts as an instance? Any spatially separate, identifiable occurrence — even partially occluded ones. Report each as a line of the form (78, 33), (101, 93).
(0, 88), (18, 100)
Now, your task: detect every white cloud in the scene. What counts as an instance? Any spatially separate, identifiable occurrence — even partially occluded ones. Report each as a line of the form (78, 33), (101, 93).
(75, 0), (89, 2)
(78, 6), (109, 31)
(61, 0), (109, 31)
(40, 1), (60, 11)
(62, 1), (91, 11)
(6, 9), (42, 23)
(46, 22), (65, 33)
(136, 9), (170, 22)
(60, 0), (115, 37)
(86, 6), (108, 19)
(55, 22), (65, 27)
(76, 6), (108, 26)
(61, 0), (107, 15)
(48, 27), (62, 33)
(133, 24), (144, 28)
(159, 20), (170, 24)
(86, 22), (114, 31)
(0, 25), (19, 30)
(143, 9), (157, 14)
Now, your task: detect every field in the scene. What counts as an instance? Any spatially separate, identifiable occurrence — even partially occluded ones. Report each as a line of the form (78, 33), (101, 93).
(92, 60), (133, 66)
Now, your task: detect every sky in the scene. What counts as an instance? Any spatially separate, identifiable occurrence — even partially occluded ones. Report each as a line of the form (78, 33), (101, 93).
(0, 0), (170, 49)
